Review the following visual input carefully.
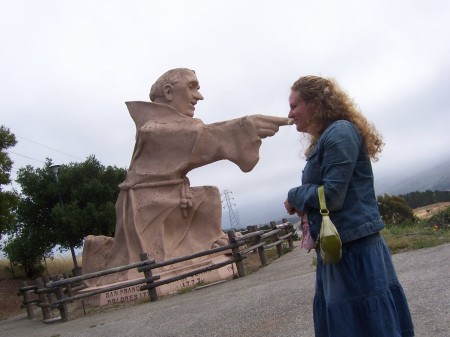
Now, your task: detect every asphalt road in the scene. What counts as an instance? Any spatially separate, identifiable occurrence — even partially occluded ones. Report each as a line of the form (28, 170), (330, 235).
(1, 243), (449, 337)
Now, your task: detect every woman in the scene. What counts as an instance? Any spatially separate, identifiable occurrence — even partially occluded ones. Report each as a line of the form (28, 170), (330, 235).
(284, 76), (414, 337)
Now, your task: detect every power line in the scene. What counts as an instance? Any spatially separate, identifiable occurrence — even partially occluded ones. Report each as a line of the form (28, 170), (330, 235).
(16, 135), (83, 160)
(6, 150), (46, 164)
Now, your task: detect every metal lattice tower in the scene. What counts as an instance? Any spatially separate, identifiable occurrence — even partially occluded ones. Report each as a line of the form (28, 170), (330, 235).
(221, 190), (240, 229)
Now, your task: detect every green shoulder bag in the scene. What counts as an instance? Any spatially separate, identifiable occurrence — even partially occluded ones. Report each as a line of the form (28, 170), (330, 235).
(318, 185), (342, 264)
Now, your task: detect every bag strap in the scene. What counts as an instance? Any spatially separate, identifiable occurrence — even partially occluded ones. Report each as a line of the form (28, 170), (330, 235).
(318, 185), (329, 216)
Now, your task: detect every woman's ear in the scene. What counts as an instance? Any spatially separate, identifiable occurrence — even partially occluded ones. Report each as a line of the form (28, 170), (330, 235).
(163, 84), (173, 101)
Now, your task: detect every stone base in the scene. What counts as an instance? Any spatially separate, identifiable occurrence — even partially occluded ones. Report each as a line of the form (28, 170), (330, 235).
(77, 254), (236, 307)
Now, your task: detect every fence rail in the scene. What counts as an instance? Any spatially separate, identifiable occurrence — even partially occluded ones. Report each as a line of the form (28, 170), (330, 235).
(18, 219), (295, 323)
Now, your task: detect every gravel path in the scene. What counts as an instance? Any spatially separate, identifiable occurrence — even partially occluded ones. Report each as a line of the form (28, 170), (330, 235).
(1, 243), (449, 337)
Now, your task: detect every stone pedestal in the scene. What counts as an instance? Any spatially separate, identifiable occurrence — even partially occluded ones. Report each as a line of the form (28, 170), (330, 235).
(77, 254), (236, 308)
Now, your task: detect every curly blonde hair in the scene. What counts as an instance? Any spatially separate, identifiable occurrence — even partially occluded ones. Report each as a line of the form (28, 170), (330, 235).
(292, 76), (384, 161)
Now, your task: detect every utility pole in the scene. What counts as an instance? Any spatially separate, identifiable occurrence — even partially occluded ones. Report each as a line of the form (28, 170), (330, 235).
(221, 190), (240, 229)
(49, 164), (81, 276)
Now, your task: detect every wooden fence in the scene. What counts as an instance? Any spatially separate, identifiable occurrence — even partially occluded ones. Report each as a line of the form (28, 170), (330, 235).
(17, 219), (295, 323)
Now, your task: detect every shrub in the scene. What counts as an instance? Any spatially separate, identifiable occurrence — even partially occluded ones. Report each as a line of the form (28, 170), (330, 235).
(427, 206), (450, 230)
(377, 194), (416, 226)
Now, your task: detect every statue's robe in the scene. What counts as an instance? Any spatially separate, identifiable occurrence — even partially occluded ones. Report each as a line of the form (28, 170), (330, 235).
(82, 102), (262, 286)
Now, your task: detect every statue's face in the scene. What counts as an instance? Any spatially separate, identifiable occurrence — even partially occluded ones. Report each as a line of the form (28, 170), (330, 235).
(169, 70), (204, 117)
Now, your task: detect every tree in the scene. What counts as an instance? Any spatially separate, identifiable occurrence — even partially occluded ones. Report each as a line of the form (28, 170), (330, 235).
(400, 190), (450, 209)
(15, 156), (126, 274)
(377, 194), (416, 226)
(0, 125), (19, 242)
(3, 226), (53, 278)
(12, 159), (61, 273)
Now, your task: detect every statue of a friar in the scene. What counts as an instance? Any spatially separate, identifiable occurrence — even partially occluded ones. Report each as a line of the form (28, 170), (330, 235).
(82, 68), (291, 285)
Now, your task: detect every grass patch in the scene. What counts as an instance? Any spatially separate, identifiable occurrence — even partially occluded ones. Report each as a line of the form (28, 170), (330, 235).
(0, 255), (81, 280)
(178, 287), (194, 294)
(382, 221), (450, 254)
(265, 247), (279, 260)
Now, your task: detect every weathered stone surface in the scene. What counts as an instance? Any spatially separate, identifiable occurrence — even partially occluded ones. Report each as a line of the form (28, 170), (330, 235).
(81, 68), (292, 287)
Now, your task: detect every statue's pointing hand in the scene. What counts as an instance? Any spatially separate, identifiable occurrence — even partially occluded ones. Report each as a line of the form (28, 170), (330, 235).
(248, 115), (294, 138)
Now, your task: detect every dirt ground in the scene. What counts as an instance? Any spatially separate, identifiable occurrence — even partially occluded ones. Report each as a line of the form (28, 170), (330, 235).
(0, 278), (28, 320)
(413, 202), (450, 219)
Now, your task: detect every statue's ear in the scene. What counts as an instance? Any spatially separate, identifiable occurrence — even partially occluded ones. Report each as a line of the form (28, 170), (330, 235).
(163, 84), (173, 101)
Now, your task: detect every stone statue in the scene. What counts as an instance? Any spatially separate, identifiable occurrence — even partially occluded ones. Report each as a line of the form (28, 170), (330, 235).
(82, 68), (292, 286)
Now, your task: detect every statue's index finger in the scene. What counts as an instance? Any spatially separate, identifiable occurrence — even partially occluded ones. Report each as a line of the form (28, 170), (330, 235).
(262, 115), (294, 126)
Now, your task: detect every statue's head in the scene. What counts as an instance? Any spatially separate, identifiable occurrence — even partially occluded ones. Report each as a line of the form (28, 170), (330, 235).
(149, 68), (204, 117)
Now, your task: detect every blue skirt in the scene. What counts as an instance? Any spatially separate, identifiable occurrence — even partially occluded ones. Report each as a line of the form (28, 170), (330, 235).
(314, 233), (414, 337)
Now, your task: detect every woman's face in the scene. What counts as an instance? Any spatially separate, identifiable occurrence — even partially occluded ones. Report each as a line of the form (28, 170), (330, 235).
(288, 89), (314, 134)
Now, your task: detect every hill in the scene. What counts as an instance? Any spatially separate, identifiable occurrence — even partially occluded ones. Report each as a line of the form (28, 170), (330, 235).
(413, 202), (450, 219)
(377, 158), (450, 195)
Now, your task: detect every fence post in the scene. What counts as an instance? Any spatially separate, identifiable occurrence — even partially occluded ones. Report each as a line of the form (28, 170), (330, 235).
(139, 253), (158, 302)
(255, 233), (268, 266)
(35, 277), (52, 320)
(53, 275), (69, 322)
(283, 218), (295, 250)
(228, 230), (246, 277)
(271, 221), (283, 257)
(21, 281), (34, 319)
(43, 276), (57, 304)
(63, 272), (73, 299)
(246, 225), (258, 253)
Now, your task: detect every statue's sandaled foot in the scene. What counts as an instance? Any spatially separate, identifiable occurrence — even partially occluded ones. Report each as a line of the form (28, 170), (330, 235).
(211, 237), (229, 249)
(211, 231), (231, 249)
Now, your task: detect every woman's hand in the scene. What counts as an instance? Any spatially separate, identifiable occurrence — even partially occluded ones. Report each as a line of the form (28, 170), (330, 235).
(284, 199), (296, 215)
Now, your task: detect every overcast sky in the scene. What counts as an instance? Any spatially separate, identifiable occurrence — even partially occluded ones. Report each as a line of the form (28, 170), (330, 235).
(2, 0), (450, 229)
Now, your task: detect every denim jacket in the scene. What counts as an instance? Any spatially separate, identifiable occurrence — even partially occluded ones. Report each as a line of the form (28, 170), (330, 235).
(287, 120), (384, 243)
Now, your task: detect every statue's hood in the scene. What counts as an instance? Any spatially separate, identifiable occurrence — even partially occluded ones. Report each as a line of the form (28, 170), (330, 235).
(125, 101), (186, 130)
